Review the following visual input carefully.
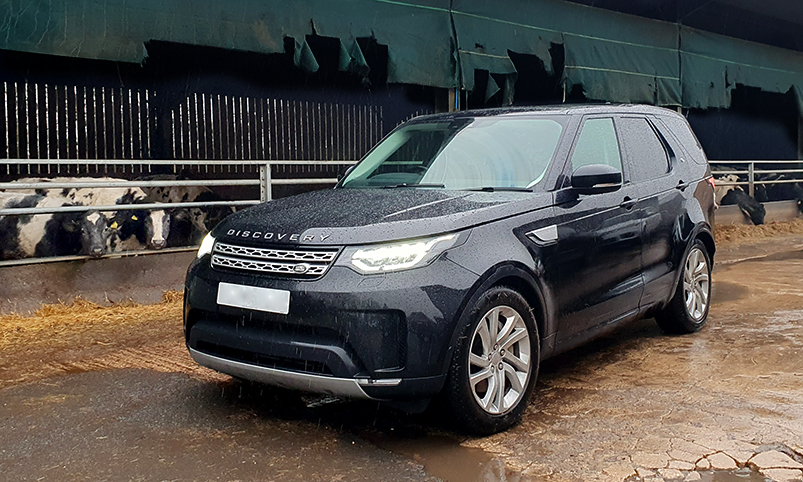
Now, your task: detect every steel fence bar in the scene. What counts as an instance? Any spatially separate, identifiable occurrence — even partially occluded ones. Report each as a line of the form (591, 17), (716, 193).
(0, 246), (198, 268)
(0, 179), (260, 190)
(271, 178), (339, 185)
(0, 200), (259, 216)
(0, 159), (357, 166)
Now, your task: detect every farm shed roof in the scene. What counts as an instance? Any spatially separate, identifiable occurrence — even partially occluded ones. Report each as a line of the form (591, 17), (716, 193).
(1, 0), (803, 111)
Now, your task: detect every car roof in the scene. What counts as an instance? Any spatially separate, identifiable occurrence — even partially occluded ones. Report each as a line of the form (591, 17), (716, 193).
(412, 104), (683, 122)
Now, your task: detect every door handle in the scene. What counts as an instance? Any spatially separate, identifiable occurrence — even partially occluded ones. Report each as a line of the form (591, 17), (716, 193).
(620, 196), (637, 210)
(676, 180), (690, 191)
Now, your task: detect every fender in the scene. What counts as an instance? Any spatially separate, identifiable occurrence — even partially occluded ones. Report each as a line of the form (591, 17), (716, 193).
(439, 261), (554, 375)
(663, 222), (714, 308)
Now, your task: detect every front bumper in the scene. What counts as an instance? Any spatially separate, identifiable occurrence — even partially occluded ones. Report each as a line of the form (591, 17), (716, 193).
(184, 254), (478, 400)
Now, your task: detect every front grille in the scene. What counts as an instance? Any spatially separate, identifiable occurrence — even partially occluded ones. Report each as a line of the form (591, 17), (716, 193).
(211, 242), (339, 279)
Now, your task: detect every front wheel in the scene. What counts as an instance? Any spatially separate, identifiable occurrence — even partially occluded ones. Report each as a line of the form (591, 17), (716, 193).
(443, 286), (540, 435)
(656, 239), (712, 334)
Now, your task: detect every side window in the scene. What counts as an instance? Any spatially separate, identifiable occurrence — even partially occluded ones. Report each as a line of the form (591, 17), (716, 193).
(618, 117), (670, 182)
(570, 118), (622, 173)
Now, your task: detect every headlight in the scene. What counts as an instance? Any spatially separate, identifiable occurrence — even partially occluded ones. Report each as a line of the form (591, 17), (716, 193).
(347, 234), (460, 273)
(197, 233), (215, 258)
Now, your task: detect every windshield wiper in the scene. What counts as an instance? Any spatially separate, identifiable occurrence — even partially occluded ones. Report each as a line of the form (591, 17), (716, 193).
(383, 183), (446, 189)
(468, 186), (534, 192)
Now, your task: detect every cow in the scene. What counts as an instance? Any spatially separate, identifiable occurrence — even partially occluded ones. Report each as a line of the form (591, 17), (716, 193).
(720, 187), (766, 225)
(6, 177), (169, 251)
(0, 193), (111, 260)
(137, 174), (236, 245)
(712, 174), (739, 208)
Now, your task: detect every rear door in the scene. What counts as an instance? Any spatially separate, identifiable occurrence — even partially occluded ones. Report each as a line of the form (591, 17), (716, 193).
(617, 115), (682, 308)
(547, 116), (644, 343)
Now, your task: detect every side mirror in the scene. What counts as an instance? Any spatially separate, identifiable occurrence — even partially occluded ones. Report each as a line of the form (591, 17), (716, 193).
(338, 165), (356, 182)
(571, 164), (622, 195)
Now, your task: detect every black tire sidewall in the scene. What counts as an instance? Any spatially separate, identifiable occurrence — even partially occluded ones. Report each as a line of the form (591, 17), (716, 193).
(444, 286), (540, 435)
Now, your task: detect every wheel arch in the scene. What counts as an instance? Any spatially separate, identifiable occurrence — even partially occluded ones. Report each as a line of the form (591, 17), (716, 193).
(663, 224), (715, 307)
(440, 262), (552, 374)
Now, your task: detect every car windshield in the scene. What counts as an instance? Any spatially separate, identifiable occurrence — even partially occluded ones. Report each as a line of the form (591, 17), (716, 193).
(339, 115), (567, 190)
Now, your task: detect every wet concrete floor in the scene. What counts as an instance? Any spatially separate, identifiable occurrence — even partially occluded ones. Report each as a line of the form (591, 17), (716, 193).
(1, 236), (803, 481)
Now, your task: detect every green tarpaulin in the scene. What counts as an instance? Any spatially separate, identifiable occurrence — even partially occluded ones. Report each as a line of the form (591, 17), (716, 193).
(2, 0), (803, 111)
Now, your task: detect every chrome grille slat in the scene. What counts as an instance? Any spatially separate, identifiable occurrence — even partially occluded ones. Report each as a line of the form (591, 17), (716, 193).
(214, 242), (337, 262)
(211, 242), (339, 278)
(212, 254), (328, 275)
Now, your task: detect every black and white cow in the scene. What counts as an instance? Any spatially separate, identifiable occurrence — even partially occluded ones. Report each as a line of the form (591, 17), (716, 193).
(8, 177), (169, 251)
(0, 193), (111, 260)
(720, 187), (766, 225)
(137, 175), (236, 246)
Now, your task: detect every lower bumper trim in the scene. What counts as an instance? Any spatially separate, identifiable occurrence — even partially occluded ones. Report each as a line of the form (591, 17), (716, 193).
(189, 348), (400, 400)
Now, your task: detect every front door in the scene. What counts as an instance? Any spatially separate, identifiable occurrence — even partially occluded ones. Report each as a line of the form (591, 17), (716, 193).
(545, 116), (644, 343)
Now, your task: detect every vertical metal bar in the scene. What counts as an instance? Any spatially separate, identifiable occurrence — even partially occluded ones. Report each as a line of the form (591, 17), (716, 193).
(245, 96), (252, 160)
(295, 100), (301, 164)
(64, 85), (71, 163)
(74, 86), (80, 161)
(23, 82), (30, 160)
(127, 88), (134, 161)
(748, 162), (755, 197)
(14, 82), (20, 160)
(277, 99), (284, 161)
(194, 92), (201, 159)
(99, 87), (106, 161)
(136, 90), (143, 159)
(43, 84), (50, 166)
(231, 96), (238, 160)
(270, 98), (277, 161)
(82, 86), (89, 161)
(92, 87), (99, 160)
(3, 81), (8, 161)
(259, 163), (272, 202)
(220, 95), (226, 161)
(145, 90), (152, 159)
(258, 98), (266, 160)
(209, 94), (216, 160)
(32, 83), (40, 162)
(178, 98), (185, 159)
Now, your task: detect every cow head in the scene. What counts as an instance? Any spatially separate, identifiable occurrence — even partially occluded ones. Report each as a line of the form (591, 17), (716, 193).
(62, 211), (110, 258)
(149, 209), (170, 249)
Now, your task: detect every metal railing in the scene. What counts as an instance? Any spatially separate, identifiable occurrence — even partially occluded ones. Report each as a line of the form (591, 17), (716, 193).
(0, 159), (357, 265)
(709, 160), (803, 197)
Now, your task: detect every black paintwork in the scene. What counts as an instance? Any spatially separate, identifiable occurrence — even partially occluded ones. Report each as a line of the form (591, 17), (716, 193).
(184, 104), (716, 400)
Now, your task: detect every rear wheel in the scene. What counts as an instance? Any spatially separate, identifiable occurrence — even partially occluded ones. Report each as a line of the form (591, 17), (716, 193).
(656, 239), (711, 334)
(443, 286), (539, 435)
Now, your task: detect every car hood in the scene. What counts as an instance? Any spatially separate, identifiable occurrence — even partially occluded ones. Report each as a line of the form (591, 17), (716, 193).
(213, 188), (552, 246)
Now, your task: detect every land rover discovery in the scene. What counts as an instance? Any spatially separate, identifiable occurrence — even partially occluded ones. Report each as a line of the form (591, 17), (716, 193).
(184, 104), (716, 434)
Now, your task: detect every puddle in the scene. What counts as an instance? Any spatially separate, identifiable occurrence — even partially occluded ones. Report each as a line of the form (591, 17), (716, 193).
(712, 281), (750, 304)
(361, 429), (524, 482)
(761, 249), (803, 262)
(699, 468), (768, 481)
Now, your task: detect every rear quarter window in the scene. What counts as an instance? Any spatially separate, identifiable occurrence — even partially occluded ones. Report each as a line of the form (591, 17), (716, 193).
(617, 117), (670, 183)
(658, 114), (708, 165)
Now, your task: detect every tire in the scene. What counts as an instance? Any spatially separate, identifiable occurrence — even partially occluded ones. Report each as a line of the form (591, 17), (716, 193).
(442, 286), (540, 435)
(655, 239), (712, 334)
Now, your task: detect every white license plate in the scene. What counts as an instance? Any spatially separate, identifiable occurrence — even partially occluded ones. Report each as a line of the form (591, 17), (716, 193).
(216, 282), (290, 315)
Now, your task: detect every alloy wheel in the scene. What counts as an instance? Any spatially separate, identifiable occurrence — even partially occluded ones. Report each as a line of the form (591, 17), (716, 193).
(683, 247), (710, 321)
(468, 305), (531, 415)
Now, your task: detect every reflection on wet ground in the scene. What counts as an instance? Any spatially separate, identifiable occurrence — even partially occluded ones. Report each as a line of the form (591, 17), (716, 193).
(1, 241), (803, 481)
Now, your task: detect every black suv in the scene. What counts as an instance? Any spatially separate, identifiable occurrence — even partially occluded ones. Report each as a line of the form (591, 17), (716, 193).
(184, 105), (715, 434)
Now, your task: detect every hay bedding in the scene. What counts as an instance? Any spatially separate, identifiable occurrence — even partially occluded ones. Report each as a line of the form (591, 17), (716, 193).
(715, 218), (803, 246)
(0, 290), (183, 349)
